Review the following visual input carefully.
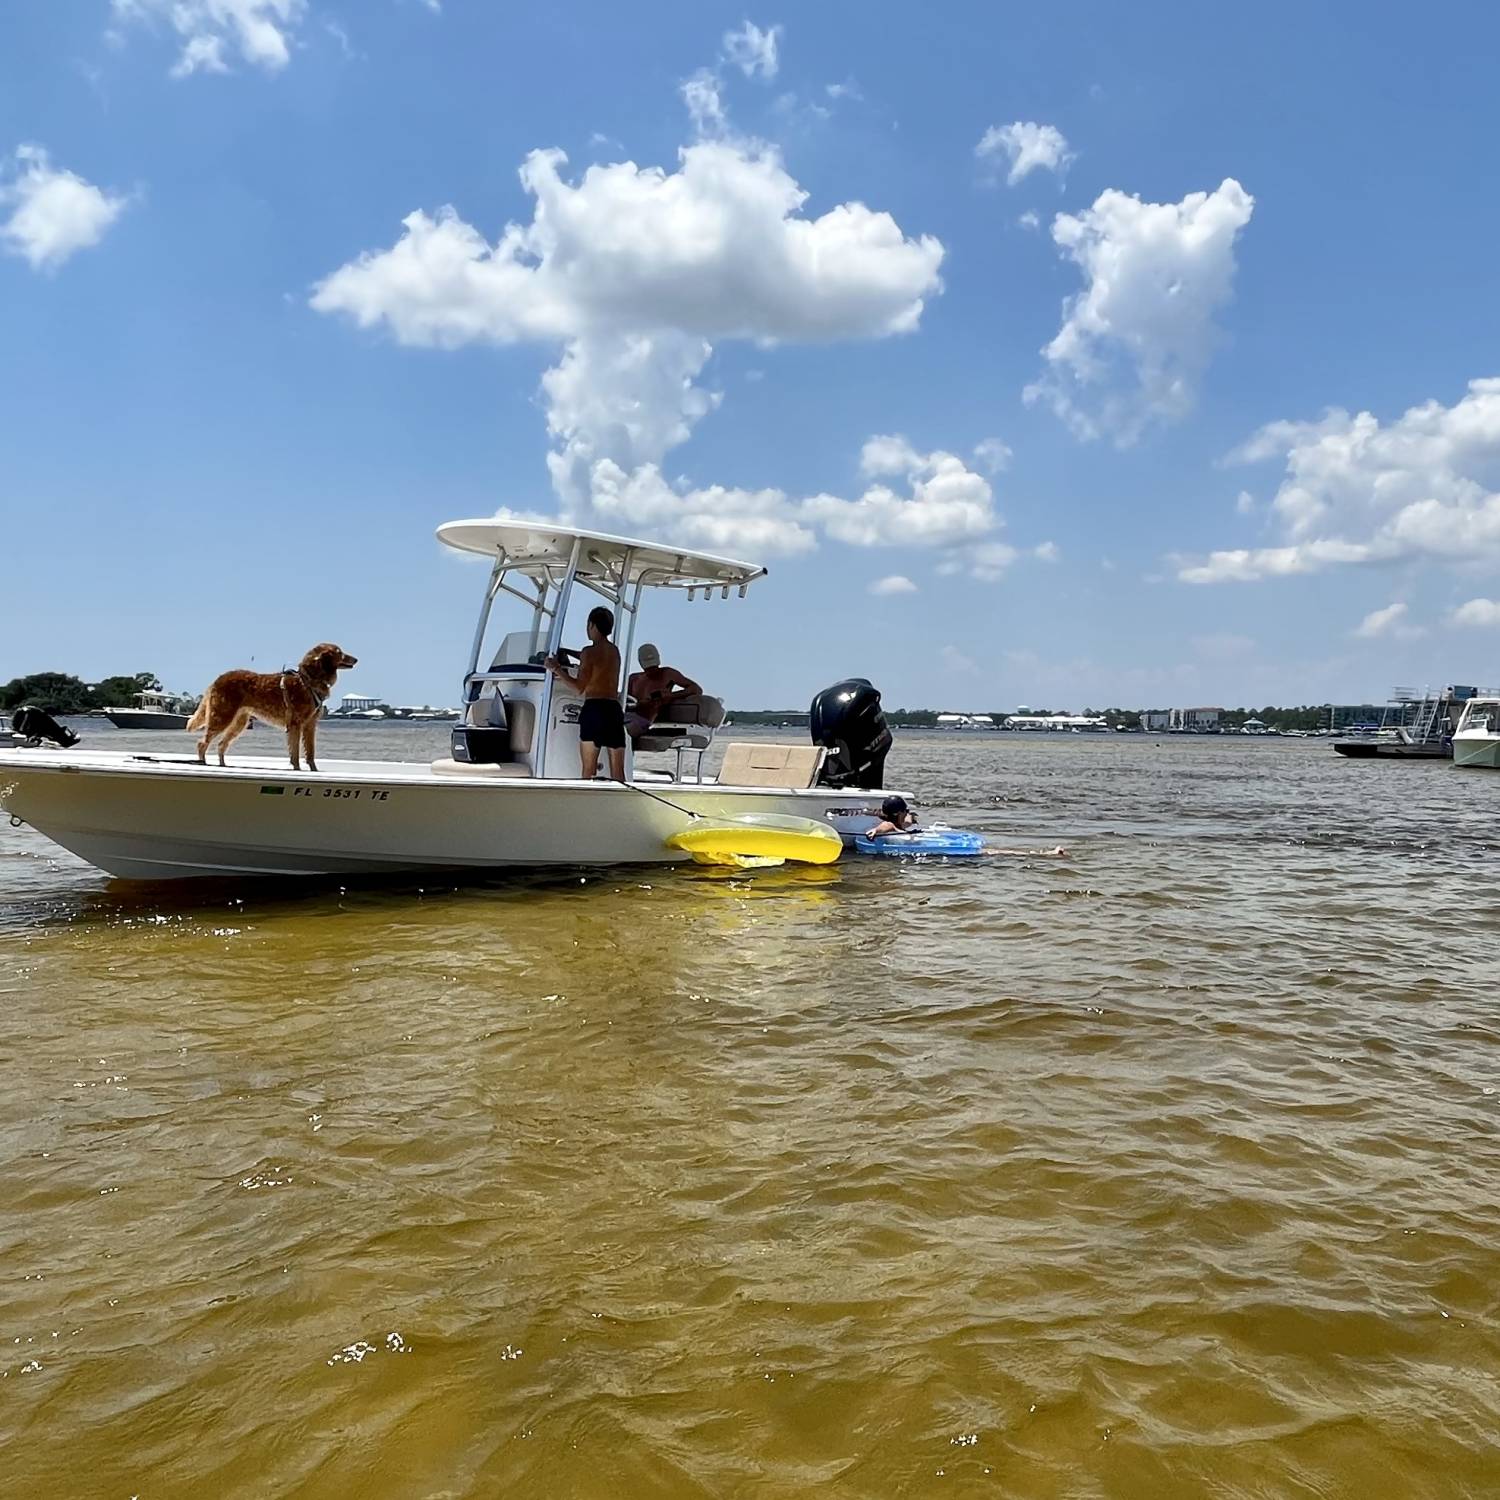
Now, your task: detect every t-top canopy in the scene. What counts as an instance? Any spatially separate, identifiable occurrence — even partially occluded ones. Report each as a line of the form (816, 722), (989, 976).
(436, 518), (767, 592)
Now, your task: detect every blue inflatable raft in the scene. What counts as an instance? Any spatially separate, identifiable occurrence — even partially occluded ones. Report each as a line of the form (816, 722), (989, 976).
(854, 827), (987, 858)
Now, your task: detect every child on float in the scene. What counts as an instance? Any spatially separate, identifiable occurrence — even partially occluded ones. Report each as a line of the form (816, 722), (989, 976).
(865, 795), (1067, 855)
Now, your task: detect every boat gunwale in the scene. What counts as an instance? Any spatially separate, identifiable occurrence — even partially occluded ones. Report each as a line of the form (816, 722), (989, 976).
(0, 749), (894, 802)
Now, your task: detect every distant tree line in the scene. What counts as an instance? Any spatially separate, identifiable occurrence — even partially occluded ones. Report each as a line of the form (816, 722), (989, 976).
(0, 671), (162, 715)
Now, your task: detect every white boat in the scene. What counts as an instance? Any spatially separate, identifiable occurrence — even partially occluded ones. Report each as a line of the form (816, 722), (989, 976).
(1453, 696), (1500, 768)
(103, 689), (197, 731)
(0, 521), (896, 880)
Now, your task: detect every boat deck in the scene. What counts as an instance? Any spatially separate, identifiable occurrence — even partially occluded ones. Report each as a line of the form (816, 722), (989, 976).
(0, 746), (875, 802)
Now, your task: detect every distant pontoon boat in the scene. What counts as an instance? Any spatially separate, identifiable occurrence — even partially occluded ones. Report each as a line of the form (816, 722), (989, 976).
(1332, 685), (1489, 760)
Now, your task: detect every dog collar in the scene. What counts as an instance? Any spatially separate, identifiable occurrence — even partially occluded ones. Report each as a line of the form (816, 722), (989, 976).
(290, 667), (330, 705)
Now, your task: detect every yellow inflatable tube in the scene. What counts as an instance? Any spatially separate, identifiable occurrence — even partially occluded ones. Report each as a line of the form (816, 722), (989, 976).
(666, 812), (843, 867)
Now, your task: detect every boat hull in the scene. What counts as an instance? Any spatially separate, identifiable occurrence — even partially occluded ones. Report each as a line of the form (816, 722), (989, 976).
(1453, 733), (1500, 769)
(103, 710), (192, 730)
(1332, 739), (1449, 760)
(0, 750), (890, 880)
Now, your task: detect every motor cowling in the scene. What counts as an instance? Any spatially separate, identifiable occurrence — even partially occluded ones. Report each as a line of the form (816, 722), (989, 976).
(10, 706), (80, 749)
(811, 678), (891, 789)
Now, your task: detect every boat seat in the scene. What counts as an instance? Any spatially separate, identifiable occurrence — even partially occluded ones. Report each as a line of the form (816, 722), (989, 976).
(634, 695), (725, 781)
(715, 742), (826, 789)
(429, 759), (533, 778)
(463, 694), (535, 754)
(506, 699), (536, 754)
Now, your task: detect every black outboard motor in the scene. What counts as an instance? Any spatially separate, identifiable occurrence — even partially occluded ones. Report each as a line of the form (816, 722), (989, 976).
(811, 678), (891, 789)
(10, 706), (80, 749)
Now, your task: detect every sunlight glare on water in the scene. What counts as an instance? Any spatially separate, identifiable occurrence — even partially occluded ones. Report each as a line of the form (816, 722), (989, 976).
(2, 723), (1499, 1497)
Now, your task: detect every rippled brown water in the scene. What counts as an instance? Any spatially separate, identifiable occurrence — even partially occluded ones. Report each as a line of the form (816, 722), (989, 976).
(4, 725), (1500, 1498)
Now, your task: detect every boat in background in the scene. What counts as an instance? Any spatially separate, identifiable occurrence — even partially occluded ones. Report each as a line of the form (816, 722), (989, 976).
(1332, 685), (1488, 760)
(103, 690), (198, 731)
(1453, 696), (1500, 768)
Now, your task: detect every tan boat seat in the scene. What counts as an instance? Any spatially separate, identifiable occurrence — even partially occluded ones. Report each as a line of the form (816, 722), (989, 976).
(507, 699), (536, 754)
(429, 759), (533, 778)
(715, 742), (825, 788)
(463, 694), (535, 753)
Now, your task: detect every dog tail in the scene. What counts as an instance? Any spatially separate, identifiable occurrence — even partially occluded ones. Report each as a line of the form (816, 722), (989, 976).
(186, 694), (210, 732)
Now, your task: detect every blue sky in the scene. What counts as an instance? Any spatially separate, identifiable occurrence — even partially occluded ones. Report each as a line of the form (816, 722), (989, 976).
(4, 1), (1500, 711)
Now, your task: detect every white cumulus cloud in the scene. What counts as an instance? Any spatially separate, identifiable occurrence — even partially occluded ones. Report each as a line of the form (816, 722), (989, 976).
(963, 542), (1020, 581)
(313, 138), (943, 555)
(0, 146), (128, 270)
(869, 574), (918, 596)
(976, 122), (1073, 186)
(681, 70), (728, 138)
(312, 144), (941, 350)
(1026, 178), (1254, 445)
(1178, 378), (1500, 583)
(722, 20), (781, 80)
(973, 436), (1012, 473)
(1353, 601), (1411, 639)
(804, 439), (996, 548)
(112, 0), (306, 76)
(587, 459), (814, 557)
(1451, 598), (1500, 628)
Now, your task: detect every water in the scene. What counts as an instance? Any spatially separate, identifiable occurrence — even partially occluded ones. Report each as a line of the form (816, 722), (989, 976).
(3, 725), (1500, 1497)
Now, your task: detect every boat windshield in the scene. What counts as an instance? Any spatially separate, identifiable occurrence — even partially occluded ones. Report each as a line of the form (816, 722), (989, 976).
(1460, 700), (1500, 733)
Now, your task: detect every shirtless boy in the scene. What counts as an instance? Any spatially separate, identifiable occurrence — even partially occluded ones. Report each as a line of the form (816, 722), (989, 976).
(545, 605), (625, 781)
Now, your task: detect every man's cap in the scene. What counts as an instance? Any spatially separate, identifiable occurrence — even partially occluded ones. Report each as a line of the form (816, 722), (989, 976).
(637, 644), (661, 668)
(881, 795), (909, 819)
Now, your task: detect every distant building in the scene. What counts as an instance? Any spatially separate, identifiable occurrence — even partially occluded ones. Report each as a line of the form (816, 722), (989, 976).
(339, 694), (382, 712)
(1006, 713), (1109, 732)
(1169, 706), (1222, 731)
(1328, 703), (1386, 731)
(1141, 706), (1222, 731)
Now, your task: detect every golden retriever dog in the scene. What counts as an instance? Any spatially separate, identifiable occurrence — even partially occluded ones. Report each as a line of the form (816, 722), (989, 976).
(187, 643), (358, 771)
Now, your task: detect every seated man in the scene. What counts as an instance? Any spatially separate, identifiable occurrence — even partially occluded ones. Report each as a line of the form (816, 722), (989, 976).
(626, 644), (702, 742)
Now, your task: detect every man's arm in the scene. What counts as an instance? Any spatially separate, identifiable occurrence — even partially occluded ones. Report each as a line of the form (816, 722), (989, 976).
(546, 643), (591, 693)
(665, 667), (702, 699)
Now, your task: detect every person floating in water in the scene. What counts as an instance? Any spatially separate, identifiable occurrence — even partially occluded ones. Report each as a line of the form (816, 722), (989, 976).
(865, 795), (921, 838)
(865, 795), (1067, 855)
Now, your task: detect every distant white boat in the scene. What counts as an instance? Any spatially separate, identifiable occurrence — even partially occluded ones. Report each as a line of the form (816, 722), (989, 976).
(1453, 696), (1500, 768)
(104, 690), (197, 731)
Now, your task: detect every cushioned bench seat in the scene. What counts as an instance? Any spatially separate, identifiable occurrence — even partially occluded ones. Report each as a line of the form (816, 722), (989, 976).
(714, 742), (825, 788)
(429, 759), (533, 778)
